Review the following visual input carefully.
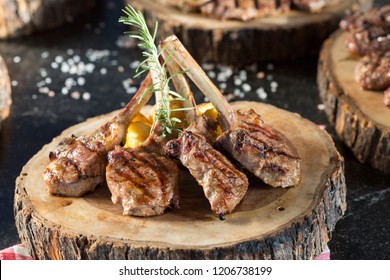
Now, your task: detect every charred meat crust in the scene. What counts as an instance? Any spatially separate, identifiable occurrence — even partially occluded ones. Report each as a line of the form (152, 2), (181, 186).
(43, 136), (106, 197)
(165, 124), (249, 215)
(106, 145), (179, 216)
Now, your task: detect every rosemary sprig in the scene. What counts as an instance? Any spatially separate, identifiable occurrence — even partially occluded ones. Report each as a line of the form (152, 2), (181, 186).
(119, 5), (186, 137)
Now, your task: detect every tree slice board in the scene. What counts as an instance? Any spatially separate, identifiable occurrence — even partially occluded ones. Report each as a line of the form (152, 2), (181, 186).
(14, 101), (346, 260)
(0, 53), (11, 130)
(128, 0), (372, 65)
(0, 0), (96, 39)
(317, 30), (390, 174)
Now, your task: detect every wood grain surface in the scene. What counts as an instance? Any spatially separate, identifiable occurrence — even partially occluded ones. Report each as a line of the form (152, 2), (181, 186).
(14, 101), (346, 259)
(0, 0), (96, 39)
(317, 30), (390, 174)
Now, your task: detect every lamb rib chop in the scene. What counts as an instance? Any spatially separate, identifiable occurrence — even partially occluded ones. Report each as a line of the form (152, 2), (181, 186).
(43, 73), (153, 197)
(105, 64), (183, 216)
(161, 48), (249, 216)
(161, 35), (301, 188)
(106, 125), (180, 216)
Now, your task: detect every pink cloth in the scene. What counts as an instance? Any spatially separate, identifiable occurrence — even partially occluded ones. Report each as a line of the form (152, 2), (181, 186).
(0, 244), (34, 260)
(0, 244), (330, 260)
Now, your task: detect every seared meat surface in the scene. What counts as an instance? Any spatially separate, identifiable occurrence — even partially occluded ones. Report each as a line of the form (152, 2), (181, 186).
(165, 116), (249, 215)
(43, 74), (153, 197)
(354, 51), (390, 91)
(340, 6), (390, 55)
(106, 135), (179, 216)
(340, 6), (390, 108)
(43, 137), (106, 197)
(215, 109), (301, 188)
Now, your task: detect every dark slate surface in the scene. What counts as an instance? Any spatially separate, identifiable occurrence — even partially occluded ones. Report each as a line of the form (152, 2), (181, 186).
(0, 0), (389, 259)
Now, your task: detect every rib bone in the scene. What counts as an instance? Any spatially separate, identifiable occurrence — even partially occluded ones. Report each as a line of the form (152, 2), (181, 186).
(161, 46), (249, 216)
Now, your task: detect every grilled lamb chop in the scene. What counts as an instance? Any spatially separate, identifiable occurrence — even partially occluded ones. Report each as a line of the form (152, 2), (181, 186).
(161, 48), (249, 216)
(161, 35), (301, 188)
(105, 59), (186, 216)
(216, 109), (300, 187)
(340, 6), (390, 56)
(43, 73), (153, 197)
(106, 127), (180, 216)
(165, 121), (249, 216)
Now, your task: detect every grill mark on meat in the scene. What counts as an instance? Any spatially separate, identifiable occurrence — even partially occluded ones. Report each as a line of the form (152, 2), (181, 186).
(106, 145), (179, 216)
(215, 109), (300, 188)
(165, 120), (249, 215)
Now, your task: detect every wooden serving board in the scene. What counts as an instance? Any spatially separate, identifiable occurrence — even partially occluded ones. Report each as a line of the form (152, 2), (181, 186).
(0, 0), (96, 39)
(129, 0), (372, 65)
(0, 53), (11, 130)
(14, 101), (346, 260)
(317, 30), (390, 174)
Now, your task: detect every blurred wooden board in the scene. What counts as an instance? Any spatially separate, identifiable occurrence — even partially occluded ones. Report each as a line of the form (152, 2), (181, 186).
(14, 101), (346, 260)
(129, 0), (372, 65)
(0, 54), (11, 129)
(0, 0), (96, 39)
(318, 30), (390, 174)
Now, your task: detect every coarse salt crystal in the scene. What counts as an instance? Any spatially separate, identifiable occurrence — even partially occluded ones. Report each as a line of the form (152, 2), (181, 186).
(130, 60), (140, 69)
(219, 82), (227, 89)
(202, 63), (215, 71)
(41, 51), (49, 59)
(256, 71), (265, 79)
(100, 68), (107, 75)
(266, 63), (274, 71)
(61, 87), (69, 95)
(73, 55), (81, 63)
(70, 91), (81, 99)
(208, 71), (216, 79)
(82, 92), (91, 101)
(61, 63), (70, 73)
(256, 87), (268, 100)
(234, 77), (242, 86)
(239, 70), (247, 81)
(55, 56), (63, 63)
(40, 69), (48, 77)
(242, 83), (251, 92)
(77, 77), (86, 86)
(317, 104), (326, 110)
(39, 87), (49, 94)
(13, 56), (21, 63)
(86, 63), (95, 73)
